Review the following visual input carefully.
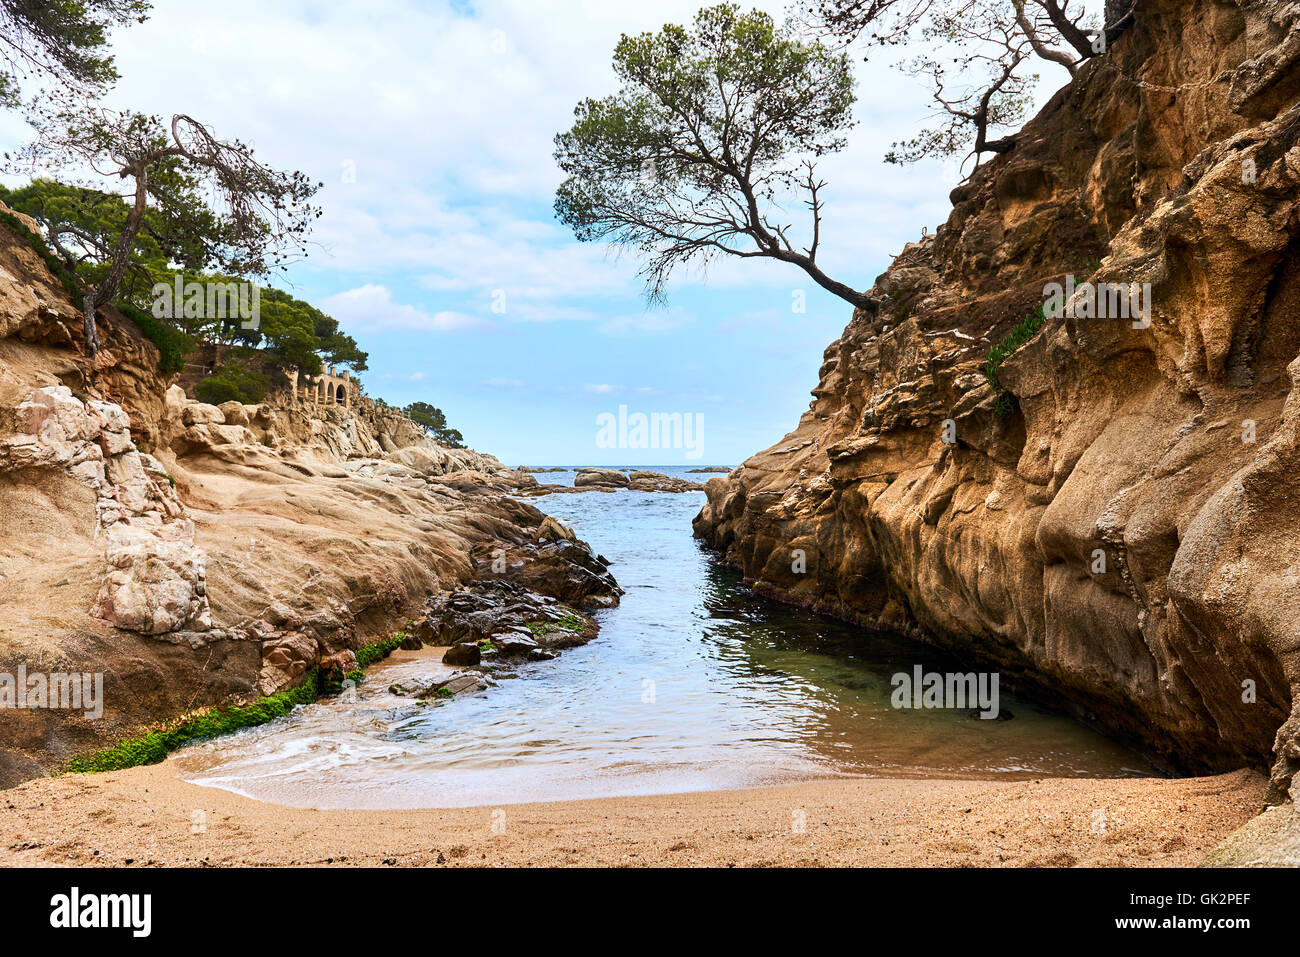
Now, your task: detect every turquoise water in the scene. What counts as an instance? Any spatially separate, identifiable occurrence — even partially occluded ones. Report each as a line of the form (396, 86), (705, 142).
(172, 467), (1152, 809)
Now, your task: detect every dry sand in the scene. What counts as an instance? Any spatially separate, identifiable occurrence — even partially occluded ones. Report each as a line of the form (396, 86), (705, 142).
(0, 763), (1266, 867)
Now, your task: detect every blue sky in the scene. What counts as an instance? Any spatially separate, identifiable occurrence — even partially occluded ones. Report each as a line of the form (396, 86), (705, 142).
(0, 0), (1082, 466)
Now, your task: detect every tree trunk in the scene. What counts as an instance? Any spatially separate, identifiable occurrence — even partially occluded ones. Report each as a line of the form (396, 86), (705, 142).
(779, 250), (880, 313)
(82, 291), (98, 359)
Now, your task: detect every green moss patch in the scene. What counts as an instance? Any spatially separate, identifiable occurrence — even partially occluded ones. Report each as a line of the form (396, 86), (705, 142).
(354, 633), (405, 669)
(525, 608), (592, 647)
(66, 671), (321, 774)
(68, 629), (412, 775)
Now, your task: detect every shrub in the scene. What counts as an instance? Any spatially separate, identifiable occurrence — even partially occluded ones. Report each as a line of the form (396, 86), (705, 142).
(985, 305), (1047, 418)
(116, 303), (195, 376)
(195, 360), (271, 405)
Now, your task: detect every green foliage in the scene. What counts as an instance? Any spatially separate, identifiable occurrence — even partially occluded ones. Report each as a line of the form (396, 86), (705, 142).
(66, 671), (320, 773)
(554, 3), (861, 305)
(116, 302), (194, 376)
(194, 359), (271, 405)
(0, 0), (149, 109)
(253, 286), (367, 373)
(0, 192), (196, 375)
(404, 401), (465, 448)
(10, 105), (321, 360)
(0, 180), (366, 380)
(1, 179), (166, 298)
(985, 304), (1047, 418)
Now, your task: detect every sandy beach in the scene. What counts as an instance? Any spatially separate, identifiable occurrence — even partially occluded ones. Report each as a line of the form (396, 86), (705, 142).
(0, 764), (1266, 867)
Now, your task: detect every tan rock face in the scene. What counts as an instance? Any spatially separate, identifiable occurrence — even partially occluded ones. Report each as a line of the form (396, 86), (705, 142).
(2, 386), (211, 637)
(695, 0), (1300, 791)
(0, 223), (611, 786)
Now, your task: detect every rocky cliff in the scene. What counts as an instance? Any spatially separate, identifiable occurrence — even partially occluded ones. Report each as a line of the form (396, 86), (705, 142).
(0, 220), (607, 786)
(695, 0), (1300, 795)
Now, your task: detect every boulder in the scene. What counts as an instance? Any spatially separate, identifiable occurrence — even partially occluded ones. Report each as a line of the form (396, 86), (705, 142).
(574, 467), (629, 488)
(442, 641), (481, 666)
(218, 401), (252, 427)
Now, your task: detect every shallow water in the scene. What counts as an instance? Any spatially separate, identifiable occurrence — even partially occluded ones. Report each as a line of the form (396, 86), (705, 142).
(172, 466), (1153, 809)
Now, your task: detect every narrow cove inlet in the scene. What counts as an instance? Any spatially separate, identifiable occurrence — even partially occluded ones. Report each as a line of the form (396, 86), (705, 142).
(1, 0), (1296, 918)
(170, 469), (1151, 810)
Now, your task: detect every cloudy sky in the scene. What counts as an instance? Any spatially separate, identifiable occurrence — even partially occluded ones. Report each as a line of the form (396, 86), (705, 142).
(1, 0), (1081, 465)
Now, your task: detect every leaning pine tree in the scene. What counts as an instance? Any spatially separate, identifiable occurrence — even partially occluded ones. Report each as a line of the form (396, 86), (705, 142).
(554, 3), (878, 312)
(12, 107), (322, 360)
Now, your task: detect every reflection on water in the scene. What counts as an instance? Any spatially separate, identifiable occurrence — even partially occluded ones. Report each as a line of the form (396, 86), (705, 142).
(173, 467), (1153, 809)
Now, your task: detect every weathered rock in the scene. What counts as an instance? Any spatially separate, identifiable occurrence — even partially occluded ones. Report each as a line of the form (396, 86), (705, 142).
(694, 0), (1300, 793)
(626, 470), (706, 492)
(412, 579), (601, 659)
(493, 630), (540, 657)
(389, 677), (435, 697)
(428, 671), (490, 697)
(574, 467), (629, 488)
(536, 515), (576, 542)
(474, 539), (622, 609)
(257, 631), (318, 696)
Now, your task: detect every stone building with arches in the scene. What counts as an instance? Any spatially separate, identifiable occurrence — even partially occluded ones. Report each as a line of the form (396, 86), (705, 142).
(287, 362), (360, 409)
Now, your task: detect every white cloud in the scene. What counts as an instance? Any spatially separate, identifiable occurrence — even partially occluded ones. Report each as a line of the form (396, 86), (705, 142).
(600, 305), (696, 336)
(318, 284), (488, 332)
(61, 0), (1078, 316)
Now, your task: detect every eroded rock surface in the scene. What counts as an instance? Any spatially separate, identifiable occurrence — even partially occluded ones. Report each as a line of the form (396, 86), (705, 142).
(695, 0), (1300, 795)
(0, 240), (618, 782)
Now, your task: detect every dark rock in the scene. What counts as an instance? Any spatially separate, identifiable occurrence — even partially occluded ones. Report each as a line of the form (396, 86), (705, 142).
(494, 630), (540, 657)
(442, 641), (481, 666)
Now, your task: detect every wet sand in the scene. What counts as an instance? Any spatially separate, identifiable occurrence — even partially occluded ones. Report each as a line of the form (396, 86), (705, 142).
(0, 763), (1266, 867)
